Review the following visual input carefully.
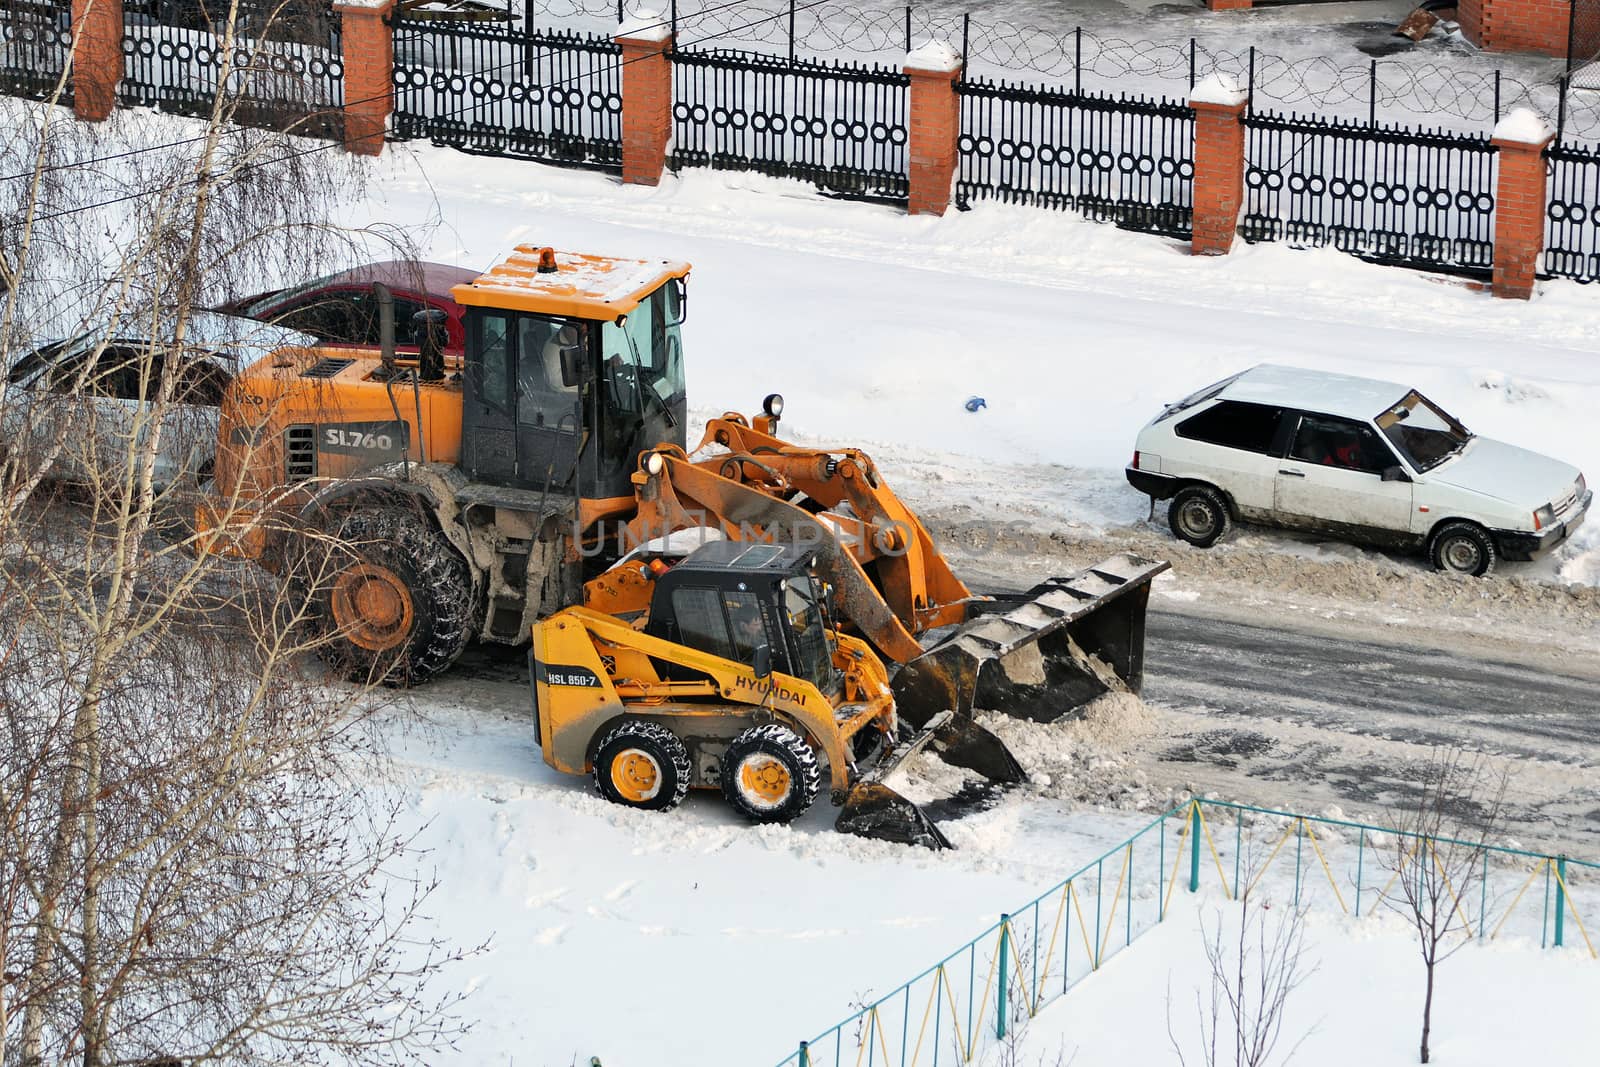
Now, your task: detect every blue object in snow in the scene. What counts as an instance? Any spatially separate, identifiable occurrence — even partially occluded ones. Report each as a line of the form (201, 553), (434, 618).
(964, 396), (987, 412)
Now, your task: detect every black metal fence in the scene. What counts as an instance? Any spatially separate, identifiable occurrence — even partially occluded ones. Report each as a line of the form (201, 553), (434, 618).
(118, 4), (344, 137)
(1241, 110), (1498, 278)
(1545, 140), (1600, 282)
(391, 14), (622, 172)
(0, 0), (72, 105)
(956, 77), (1193, 238)
(669, 48), (909, 204)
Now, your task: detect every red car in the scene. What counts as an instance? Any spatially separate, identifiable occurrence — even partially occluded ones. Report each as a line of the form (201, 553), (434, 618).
(224, 260), (477, 356)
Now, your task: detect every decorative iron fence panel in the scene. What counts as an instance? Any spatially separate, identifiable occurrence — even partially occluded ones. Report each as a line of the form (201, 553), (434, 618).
(1242, 111), (1497, 277)
(119, 6), (344, 137)
(1545, 141), (1600, 283)
(670, 48), (910, 205)
(0, 0), (72, 105)
(955, 78), (1194, 238)
(391, 16), (622, 172)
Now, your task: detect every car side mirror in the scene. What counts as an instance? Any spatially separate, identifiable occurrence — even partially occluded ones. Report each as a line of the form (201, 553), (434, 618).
(752, 643), (772, 679)
(1382, 465), (1411, 483)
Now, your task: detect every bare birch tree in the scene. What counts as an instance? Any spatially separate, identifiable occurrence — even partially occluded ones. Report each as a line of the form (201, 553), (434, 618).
(1168, 826), (1317, 1067)
(0, 0), (474, 1062)
(1376, 748), (1508, 1065)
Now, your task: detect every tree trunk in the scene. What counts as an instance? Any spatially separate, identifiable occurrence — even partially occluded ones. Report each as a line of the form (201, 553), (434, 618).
(1420, 960), (1434, 1063)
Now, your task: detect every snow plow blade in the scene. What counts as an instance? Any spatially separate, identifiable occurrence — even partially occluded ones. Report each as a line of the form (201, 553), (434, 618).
(890, 554), (1170, 726)
(835, 712), (1025, 849)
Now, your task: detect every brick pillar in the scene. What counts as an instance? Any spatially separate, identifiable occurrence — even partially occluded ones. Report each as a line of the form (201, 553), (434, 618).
(70, 0), (123, 122)
(617, 13), (673, 186)
(1206, 0), (1251, 11)
(334, 0), (395, 156)
(1491, 109), (1555, 300)
(1189, 75), (1248, 256)
(905, 43), (962, 216)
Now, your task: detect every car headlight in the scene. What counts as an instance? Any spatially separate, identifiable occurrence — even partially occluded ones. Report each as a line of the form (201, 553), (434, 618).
(1579, 474), (1588, 496)
(1534, 503), (1556, 530)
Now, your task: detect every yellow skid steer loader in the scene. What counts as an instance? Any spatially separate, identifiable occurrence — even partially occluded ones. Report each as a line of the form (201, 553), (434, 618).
(532, 540), (1024, 847)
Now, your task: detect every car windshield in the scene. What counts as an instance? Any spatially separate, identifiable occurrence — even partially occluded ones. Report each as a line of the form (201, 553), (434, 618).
(1375, 391), (1471, 472)
(782, 576), (837, 695)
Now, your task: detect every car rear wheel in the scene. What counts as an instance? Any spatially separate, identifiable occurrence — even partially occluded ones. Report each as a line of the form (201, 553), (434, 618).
(1168, 485), (1232, 548)
(1430, 522), (1496, 577)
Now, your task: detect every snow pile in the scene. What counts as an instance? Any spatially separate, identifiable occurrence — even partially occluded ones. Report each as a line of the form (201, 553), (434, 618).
(978, 692), (1170, 808)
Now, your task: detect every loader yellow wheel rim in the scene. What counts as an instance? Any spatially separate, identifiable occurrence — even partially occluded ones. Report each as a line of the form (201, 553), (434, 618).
(612, 748), (663, 803)
(330, 564), (415, 652)
(737, 755), (793, 811)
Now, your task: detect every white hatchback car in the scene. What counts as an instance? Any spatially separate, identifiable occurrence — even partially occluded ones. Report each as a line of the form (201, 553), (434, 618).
(1126, 364), (1590, 576)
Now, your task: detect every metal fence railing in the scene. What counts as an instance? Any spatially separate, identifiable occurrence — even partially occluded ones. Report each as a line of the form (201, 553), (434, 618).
(0, 0), (72, 106)
(670, 47), (910, 205)
(390, 14), (623, 172)
(1241, 110), (1498, 279)
(118, 7), (344, 138)
(956, 78), (1193, 238)
(1544, 139), (1600, 283)
(773, 798), (1597, 1067)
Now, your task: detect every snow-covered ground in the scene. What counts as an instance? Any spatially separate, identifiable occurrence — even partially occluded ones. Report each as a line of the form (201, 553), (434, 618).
(389, 683), (1600, 1065)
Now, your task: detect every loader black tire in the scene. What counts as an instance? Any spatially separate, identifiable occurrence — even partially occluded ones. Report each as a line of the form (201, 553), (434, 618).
(720, 724), (821, 825)
(1429, 521), (1496, 577)
(593, 720), (692, 811)
(1168, 485), (1232, 548)
(306, 506), (474, 687)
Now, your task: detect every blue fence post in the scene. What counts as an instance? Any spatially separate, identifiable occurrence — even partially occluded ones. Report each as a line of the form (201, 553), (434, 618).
(997, 914), (1010, 1040)
(1189, 802), (1201, 893)
(798, 1041), (810, 1067)
(1555, 856), (1567, 948)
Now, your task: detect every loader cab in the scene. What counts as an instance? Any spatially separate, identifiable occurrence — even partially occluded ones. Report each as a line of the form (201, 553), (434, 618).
(451, 246), (690, 519)
(644, 542), (841, 697)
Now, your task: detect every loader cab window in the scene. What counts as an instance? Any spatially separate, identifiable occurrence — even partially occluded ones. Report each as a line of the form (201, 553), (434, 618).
(782, 577), (836, 693)
(600, 285), (686, 417)
(671, 586), (736, 661)
(516, 317), (585, 433)
(474, 313), (512, 413)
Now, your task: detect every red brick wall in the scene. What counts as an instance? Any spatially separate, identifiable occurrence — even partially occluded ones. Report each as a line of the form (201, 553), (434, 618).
(618, 34), (672, 186)
(334, 0), (396, 156)
(71, 0), (123, 122)
(1190, 97), (1246, 256)
(1491, 133), (1554, 299)
(1461, 0), (1571, 57)
(906, 63), (961, 216)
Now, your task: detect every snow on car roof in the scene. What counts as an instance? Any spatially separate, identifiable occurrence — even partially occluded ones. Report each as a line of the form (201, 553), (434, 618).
(1219, 363), (1411, 421)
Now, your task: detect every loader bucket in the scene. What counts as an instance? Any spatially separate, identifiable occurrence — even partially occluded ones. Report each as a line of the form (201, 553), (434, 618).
(890, 554), (1170, 726)
(833, 712), (1025, 849)
(836, 782), (953, 849)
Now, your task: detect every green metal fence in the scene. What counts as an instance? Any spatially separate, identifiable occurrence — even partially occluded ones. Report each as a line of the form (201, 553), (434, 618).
(774, 798), (1597, 1067)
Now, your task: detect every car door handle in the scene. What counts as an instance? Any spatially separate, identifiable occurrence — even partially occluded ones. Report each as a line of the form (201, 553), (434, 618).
(1278, 469), (1306, 477)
